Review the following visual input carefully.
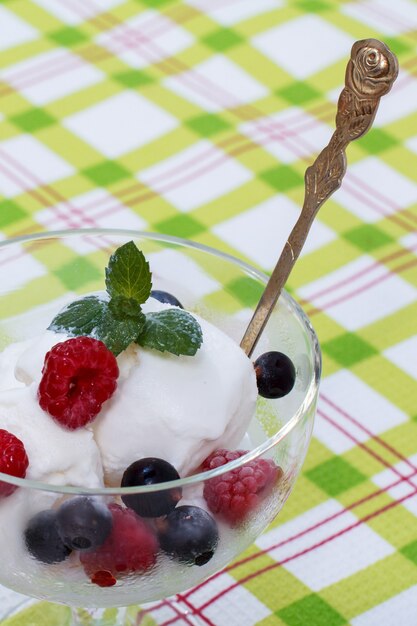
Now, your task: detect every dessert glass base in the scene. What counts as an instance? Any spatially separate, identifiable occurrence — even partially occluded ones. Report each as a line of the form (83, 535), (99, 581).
(4, 597), (201, 625)
(0, 229), (321, 622)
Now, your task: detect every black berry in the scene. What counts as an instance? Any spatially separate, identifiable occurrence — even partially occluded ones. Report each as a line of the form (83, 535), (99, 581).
(150, 290), (183, 308)
(121, 458), (182, 518)
(254, 351), (296, 399)
(25, 510), (71, 564)
(56, 497), (112, 551)
(158, 505), (219, 566)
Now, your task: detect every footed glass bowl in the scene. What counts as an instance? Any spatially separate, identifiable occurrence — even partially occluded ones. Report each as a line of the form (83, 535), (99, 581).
(0, 230), (320, 625)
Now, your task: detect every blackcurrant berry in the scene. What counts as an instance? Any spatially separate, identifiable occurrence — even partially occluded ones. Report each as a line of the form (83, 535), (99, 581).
(158, 505), (219, 566)
(121, 458), (182, 518)
(25, 510), (71, 564)
(150, 290), (183, 308)
(56, 497), (112, 551)
(254, 351), (296, 399)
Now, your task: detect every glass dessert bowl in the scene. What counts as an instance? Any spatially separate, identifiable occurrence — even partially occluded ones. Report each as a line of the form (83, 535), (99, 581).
(0, 229), (320, 624)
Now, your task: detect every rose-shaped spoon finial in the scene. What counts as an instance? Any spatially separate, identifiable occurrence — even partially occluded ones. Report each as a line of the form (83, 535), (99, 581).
(348, 38), (399, 99)
(241, 39), (398, 357)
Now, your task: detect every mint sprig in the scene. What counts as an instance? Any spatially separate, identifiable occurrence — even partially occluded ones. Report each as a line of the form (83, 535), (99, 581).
(48, 241), (203, 357)
(138, 309), (203, 356)
(49, 296), (146, 356)
(105, 241), (151, 303)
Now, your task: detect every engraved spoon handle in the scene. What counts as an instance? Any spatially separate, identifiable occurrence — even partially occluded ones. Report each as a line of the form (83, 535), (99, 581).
(240, 39), (398, 357)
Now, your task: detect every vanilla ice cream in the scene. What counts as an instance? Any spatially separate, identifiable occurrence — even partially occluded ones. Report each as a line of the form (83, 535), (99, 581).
(11, 297), (257, 486)
(94, 301), (257, 485)
(0, 385), (104, 489)
(0, 340), (31, 392)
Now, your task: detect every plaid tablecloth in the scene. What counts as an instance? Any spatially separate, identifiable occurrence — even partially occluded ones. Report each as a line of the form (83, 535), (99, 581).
(0, 0), (416, 624)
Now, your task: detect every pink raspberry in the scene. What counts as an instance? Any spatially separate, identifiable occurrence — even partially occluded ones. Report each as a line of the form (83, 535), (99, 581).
(0, 429), (29, 497)
(38, 337), (119, 430)
(202, 449), (282, 525)
(80, 504), (158, 585)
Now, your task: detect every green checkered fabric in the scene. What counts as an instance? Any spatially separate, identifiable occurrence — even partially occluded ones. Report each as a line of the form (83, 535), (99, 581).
(0, 0), (416, 624)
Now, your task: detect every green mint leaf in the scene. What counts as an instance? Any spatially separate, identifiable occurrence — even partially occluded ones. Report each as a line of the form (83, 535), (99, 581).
(138, 309), (203, 356)
(49, 296), (146, 356)
(108, 295), (143, 320)
(48, 295), (104, 337)
(105, 241), (152, 304)
(96, 305), (146, 356)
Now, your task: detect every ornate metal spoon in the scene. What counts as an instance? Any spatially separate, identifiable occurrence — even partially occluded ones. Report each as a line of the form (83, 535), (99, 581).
(240, 38), (399, 357)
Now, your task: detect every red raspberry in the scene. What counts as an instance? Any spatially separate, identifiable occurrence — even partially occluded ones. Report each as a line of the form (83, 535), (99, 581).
(0, 429), (29, 497)
(202, 449), (282, 525)
(80, 504), (158, 585)
(38, 337), (119, 430)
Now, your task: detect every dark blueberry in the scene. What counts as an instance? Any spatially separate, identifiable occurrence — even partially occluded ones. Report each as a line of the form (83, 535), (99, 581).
(158, 505), (219, 566)
(150, 290), (183, 309)
(56, 497), (112, 551)
(25, 510), (71, 564)
(121, 458), (182, 518)
(254, 351), (296, 399)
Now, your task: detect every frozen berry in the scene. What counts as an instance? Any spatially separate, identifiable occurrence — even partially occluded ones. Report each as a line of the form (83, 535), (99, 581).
(38, 337), (119, 429)
(80, 504), (158, 583)
(25, 510), (71, 564)
(203, 449), (282, 525)
(158, 505), (218, 566)
(0, 429), (29, 497)
(56, 497), (112, 551)
(91, 570), (116, 587)
(121, 458), (182, 518)
(150, 290), (183, 308)
(254, 351), (296, 399)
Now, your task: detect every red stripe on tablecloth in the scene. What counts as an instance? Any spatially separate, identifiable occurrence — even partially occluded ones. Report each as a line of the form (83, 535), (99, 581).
(132, 597), (197, 626)
(320, 395), (417, 472)
(345, 173), (417, 227)
(318, 409), (413, 479)
(0, 150), (96, 228)
(0, 150), (117, 253)
(358, 1), (415, 34)
(0, 50), (109, 93)
(0, 161), (48, 208)
(306, 256), (417, 317)
(299, 244), (417, 306)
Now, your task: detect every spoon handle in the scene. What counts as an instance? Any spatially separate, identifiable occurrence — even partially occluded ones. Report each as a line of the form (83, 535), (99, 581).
(240, 39), (398, 357)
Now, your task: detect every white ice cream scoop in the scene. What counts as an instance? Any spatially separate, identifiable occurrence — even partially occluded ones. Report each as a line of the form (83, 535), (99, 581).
(13, 297), (257, 486)
(0, 384), (104, 489)
(93, 301), (257, 485)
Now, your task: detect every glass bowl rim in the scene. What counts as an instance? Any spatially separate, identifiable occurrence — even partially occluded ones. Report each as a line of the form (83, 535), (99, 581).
(0, 228), (321, 495)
